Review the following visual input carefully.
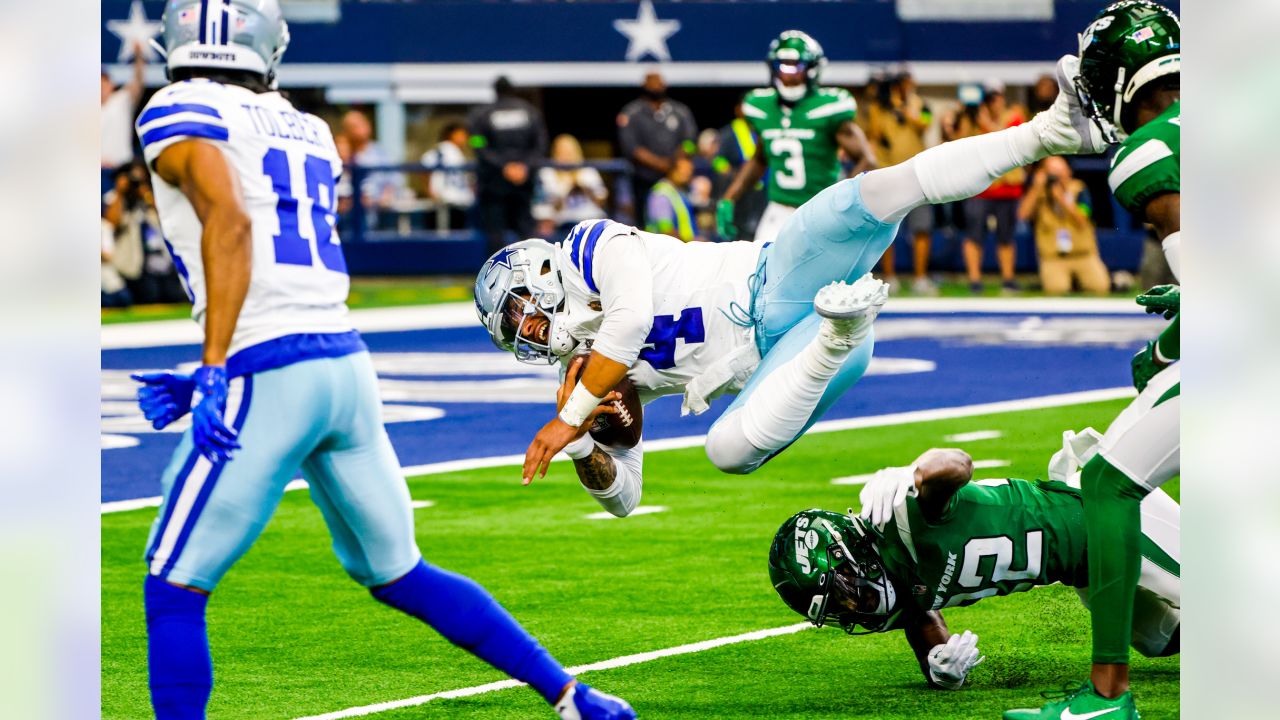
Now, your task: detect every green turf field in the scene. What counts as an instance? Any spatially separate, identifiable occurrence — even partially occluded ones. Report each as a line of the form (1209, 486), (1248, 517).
(102, 398), (1179, 719)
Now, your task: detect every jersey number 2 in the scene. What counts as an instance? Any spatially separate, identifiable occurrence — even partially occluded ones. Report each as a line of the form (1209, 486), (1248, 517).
(262, 148), (347, 273)
(770, 138), (807, 190)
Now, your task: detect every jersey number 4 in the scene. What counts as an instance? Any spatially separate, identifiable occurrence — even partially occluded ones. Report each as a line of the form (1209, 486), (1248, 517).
(262, 148), (347, 273)
(638, 308), (705, 370)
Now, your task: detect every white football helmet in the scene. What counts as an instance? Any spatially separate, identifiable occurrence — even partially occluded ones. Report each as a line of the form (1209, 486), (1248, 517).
(474, 239), (577, 364)
(153, 0), (291, 87)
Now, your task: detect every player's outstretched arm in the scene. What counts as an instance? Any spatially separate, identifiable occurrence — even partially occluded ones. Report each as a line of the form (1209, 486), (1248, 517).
(1144, 192), (1180, 280)
(717, 152), (768, 239)
(903, 609), (950, 684)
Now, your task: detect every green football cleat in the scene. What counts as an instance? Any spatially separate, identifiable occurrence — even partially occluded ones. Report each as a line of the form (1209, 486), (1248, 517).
(1004, 680), (1140, 719)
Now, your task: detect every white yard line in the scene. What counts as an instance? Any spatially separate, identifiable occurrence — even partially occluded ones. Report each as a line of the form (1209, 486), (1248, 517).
(291, 623), (812, 720)
(101, 387), (1135, 515)
(101, 298), (1143, 349)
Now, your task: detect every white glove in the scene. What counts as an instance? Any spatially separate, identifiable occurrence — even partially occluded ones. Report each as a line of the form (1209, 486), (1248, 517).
(1045, 427), (1103, 488)
(927, 630), (985, 690)
(858, 465), (917, 530)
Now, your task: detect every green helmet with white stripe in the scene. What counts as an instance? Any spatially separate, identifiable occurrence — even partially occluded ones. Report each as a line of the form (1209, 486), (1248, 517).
(768, 509), (901, 634)
(1075, 0), (1180, 141)
(154, 0), (291, 88)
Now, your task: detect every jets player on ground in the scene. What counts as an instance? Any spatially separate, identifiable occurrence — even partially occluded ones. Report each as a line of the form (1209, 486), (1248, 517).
(716, 30), (878, 244)
(475, 53), (1107, 518)
(128, 3), (633, 719)
(1007, 3), (1181, 718)
(767, 430), (1179, 696)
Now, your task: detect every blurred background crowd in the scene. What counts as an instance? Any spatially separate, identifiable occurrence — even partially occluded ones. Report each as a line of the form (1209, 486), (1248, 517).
(101, 0), (1177, 309)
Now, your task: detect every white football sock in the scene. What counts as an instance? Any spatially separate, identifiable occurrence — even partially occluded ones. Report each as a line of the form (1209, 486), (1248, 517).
(861, 122), (1046, 223)
(737, 337), (849, 453)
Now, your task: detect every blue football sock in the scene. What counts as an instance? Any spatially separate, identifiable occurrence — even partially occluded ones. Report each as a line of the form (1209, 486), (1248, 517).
(144, 575), (213, 720)
(372, 560), (572, 704)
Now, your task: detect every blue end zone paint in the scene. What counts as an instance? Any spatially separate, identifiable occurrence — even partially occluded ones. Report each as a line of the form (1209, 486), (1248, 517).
(103, 313), (1150, 503)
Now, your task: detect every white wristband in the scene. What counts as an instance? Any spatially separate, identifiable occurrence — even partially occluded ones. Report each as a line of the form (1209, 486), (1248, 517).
(558, 383), (603, 428)
(563, 433), (597, 460)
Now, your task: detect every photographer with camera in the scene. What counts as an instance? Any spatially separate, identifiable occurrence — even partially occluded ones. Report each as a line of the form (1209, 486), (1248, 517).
(102, 162), (187, 306)
(1018, 156), (1110, 296)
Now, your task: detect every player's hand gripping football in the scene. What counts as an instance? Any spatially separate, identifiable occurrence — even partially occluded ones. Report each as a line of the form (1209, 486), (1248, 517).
(190, 366), (242, 464)
(927, 629), (985, 690)
(522, 358), (619, 485)
(132, 371), (197, 430)
(858, 465), (918, 530)
(1135, 283), (1179, 319)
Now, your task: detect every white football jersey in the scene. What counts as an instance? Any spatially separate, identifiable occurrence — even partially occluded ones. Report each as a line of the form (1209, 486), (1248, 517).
(554, 220), (764, 410)
(137, 79), (351, 356)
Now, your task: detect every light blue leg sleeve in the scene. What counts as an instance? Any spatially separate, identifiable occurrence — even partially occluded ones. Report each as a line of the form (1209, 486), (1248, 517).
(756, 176), (901, 349)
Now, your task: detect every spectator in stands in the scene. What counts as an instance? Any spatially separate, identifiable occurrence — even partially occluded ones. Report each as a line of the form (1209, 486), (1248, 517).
(103, 162), (187, 305)
(1031, 73), (1059, 114)
(536, 134), (609, 238)
(468, 76), (548, 250)
(342, 109), (405, 228)
(1019, 156), (1110, 296)
(101, 46), (146, 195)
(421, 122), (475, 230)
(868, 71), (937, 295)
(715, 100), (765, 241)
(646, 156), (702, 243)
(964, 79), (1028, 294)
(617, 71), (696, 228)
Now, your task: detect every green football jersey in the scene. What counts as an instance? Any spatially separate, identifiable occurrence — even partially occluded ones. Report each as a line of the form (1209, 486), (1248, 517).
(1108, 100), (1180, 214)
(742, 87), (857, 207)
(877, 478), (1088, 612)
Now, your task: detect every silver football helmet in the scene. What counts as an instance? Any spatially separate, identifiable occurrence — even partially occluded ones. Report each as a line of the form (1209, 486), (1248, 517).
(475, 239), (577, 365)
(152, 0), (290, 87)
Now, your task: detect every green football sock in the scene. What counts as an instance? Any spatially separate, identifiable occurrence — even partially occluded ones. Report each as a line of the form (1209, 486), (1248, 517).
(1081, 454), (1150, 665)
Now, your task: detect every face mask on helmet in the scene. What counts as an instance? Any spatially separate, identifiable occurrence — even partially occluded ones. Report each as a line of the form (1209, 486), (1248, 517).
(772, 60), (811, 103)
(475, 241), (576, 365)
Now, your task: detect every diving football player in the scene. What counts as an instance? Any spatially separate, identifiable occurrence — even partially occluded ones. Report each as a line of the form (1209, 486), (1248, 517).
(475, 54), (1107, 518)
(768, 432), (1179, 696)
(129, 3), (633, 718)
(1007, 3), (1181, 717)
(716, 30), (878, 244)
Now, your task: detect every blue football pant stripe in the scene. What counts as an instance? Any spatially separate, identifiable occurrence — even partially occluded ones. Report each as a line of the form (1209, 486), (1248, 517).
(155, 377), (255, 580)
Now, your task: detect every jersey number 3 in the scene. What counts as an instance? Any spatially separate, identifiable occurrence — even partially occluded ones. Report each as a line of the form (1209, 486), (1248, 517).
(262, 148), (347, 273)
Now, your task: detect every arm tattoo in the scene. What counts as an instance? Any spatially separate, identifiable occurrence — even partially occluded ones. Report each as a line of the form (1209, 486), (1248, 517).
(573, 447), (617, 491)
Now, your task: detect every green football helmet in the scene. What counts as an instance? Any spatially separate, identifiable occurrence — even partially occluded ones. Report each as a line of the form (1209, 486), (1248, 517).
(1075, 0), (1180, 142)
(768, 509), (900, 634)
(767, 30), (827, 104)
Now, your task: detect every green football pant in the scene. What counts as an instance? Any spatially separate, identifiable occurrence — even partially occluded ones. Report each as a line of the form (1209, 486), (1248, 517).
(1082, 364), (1180, 665)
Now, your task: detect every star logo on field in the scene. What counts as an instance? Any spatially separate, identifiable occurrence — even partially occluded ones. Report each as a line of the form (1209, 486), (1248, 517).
(614, 0), (681, 63)
(106, 0), (162, 63)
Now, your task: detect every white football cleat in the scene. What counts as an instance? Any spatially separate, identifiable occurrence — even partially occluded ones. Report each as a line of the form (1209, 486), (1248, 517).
(1029, 54), (1108, 156)
(814, 274), (889, 352)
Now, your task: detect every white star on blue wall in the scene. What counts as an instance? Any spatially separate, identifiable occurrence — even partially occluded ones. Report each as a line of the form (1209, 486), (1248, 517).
(106, 0), (163, 63)
(614, 0), (681, 63)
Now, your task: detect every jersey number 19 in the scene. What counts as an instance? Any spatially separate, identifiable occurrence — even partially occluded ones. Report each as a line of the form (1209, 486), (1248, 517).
(262, 148), (347, 273)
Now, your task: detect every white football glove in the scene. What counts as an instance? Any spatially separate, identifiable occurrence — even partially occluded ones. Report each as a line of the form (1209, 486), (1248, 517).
(858, 465), (917, 530)
(927, 630), (985, 690)
(1045, 427), (1103, 488)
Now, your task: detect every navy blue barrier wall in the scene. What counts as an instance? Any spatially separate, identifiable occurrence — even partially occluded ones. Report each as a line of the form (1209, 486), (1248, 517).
(103, 1), (1180, 66)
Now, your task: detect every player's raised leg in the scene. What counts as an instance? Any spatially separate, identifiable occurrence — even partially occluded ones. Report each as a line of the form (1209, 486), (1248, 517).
(301, 352), (635, 719)
(706, 276), (886, 474)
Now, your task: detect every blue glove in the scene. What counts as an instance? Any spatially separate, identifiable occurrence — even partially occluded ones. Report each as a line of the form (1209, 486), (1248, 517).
(190, 366), (242, 464)
(131, 371), (196, 430)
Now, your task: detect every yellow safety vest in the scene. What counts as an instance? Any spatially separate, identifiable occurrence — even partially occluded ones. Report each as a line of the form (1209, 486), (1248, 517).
(648, 180), (696, 242)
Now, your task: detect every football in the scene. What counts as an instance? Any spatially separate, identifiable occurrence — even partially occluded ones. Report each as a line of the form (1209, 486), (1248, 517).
(572, 358), (642, 449)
